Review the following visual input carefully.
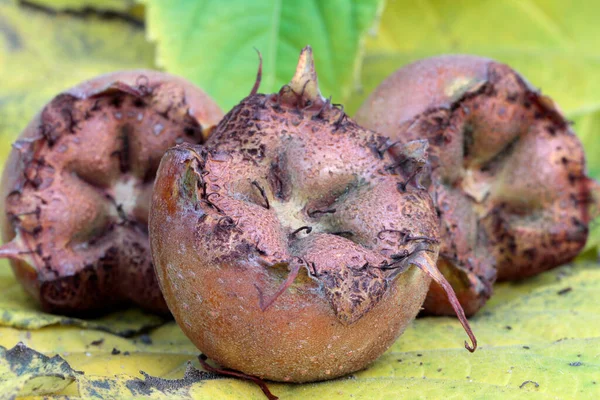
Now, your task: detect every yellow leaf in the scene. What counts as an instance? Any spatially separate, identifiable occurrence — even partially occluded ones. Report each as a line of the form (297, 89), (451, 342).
(0, 265), (166, 336)
(22, 0), (140, 14)
(0, 342), (78, 398)
(0, 262), (598, 398)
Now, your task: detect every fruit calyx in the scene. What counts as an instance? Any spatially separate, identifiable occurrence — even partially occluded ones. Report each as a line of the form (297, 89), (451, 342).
(277, 46), (327, 111)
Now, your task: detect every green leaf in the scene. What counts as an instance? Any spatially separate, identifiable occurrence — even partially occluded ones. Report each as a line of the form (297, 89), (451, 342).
(347, 0), (600, 251)
(0, 342), (78, 398)
(143, 0), (384, 111)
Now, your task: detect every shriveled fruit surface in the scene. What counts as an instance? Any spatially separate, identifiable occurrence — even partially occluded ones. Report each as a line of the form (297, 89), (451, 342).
(356, 55), (597, 317)
(0, 70), (223, 316)
(150, 47), (476, 383)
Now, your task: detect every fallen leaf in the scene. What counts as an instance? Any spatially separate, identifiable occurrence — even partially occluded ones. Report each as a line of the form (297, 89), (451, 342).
(76, 364), (220, 399)
(0, 262), (598, 398)
(0, 342), (78, 398)
(20, 0), (141, 15)
(0, 265), (167, 336)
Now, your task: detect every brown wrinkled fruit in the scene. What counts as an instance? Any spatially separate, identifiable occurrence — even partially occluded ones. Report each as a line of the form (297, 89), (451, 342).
(150, 47), (476, 383)
(357, 55), (598, 316)
(0, 70), (223, 315)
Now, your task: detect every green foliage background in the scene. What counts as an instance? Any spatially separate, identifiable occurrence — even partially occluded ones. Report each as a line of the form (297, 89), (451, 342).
(0, 0), (598, 398)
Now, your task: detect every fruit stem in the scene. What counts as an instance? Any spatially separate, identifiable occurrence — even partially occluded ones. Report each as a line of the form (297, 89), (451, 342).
(199, 355), (278, 400)
(411, 249), (478, 352)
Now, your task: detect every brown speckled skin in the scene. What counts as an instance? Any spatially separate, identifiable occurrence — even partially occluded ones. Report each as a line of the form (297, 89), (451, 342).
(357, 55), (594, 316)
(150, 55), (443, 381)
(0, 70), (223, 316)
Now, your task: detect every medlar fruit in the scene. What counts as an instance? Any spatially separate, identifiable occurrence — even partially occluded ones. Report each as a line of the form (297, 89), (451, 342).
(356, 55), (597, 316)
(150, 47), (476, 383)
(0, 70), (223, 315)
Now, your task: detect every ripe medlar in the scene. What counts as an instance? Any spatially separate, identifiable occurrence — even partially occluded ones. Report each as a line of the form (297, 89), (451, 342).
(0, 70), (223, 315)
(356, 55), (597, 316)
(150, 47), (476, 383)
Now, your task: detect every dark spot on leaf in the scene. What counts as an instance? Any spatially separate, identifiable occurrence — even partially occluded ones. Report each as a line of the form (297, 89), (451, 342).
(19, 1), (145, 27)
(1, 342), (78, 391)
(557, 287), (572, 295)
(91, 379), (112, 389)
(125, 363), (220, 396)
(569, 361), (582, 367)
(0, 14), (22, 51)
(519, 380), (540, 389)
(139, 334), (153, 345)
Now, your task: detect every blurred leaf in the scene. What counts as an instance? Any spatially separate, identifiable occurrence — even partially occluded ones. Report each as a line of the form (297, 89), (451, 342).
(349, 0), (600, 115)
(0, 265), (167, 336)
(0, 342), (78, 398)
(20, 0), (142, 15)
(572, 111), (600, 254)
(0, 0), (155, 164)
(142, 0), (384, 111)
(348, 0), (600, 251)
(0, 262), (598, 398)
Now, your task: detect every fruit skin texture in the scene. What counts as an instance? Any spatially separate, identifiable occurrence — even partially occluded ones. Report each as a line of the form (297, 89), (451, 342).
(0, 70), (223, 315)
(356, 55), (595, 316)
(150, 48), (469, 382)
